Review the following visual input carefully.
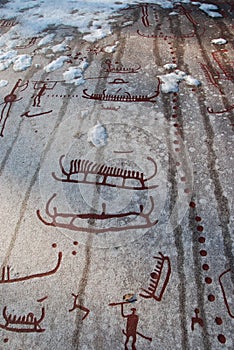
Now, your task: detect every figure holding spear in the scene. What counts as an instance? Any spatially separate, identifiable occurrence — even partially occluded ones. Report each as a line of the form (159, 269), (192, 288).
(109, 300), (152, 350)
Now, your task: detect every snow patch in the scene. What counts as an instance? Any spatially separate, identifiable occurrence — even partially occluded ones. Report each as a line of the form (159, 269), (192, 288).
(163, 63), (178, 70)
(211, 38), (227, 45)
(13, 54), (32, 71)
(63, 60), (89, 85)
(104, 41), (119, 53)
(0, 80), (8, 87)
(38, 34), (56, 47)
(158, 69), (201, 93)
(0, 50), (17, 71)
(44, 56), (68, 72)
(87, 123), (108, 148)
(192, 2), (222, 17)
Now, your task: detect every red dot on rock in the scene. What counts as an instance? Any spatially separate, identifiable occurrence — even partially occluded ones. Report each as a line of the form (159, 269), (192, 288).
(176, 162), (181, 166)
(195, 216), (202, 222)
(205, 277), (212, 284)
(202, 264), (210, 271)
(151, 272), (158, 279)
(208, 294), (215, 302)
(199, 237), (206, 243)
(218, 334), (226, 344)
(215, 317), (223, 325)
(174, 140), (180, 144)
(175, 148), (180, 152)
(197, 225), (204, 232)
(3, 338), (8, 343)
(184, 188), (191, 194)
(73, 241), (79, 246)
(200, 250), (207, 256)
(72, 251), (77, 256)
(172, 114), (178, 118)
(190, 201), (196, 208)
(52, 243), (57, 248)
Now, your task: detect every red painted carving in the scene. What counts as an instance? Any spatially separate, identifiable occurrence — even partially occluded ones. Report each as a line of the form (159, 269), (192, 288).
(200, 63), (223, 94)
(86, 46), (104, 55)
(219, 269), (234, 319)
(137, 3), (205, 39)
(32, 80), (58, 107)
(212, 50), (234, 80)
(137, 27), (205, 39)
(139, 252), (171, 301)
(0, 19), (17, 27)
(191, 308), (204, 331)
(201, 49), (233, 97)
(109, 302), (152, 349)
(0, 306), (45, 333)
(175, 4), (199, 26)
(16, 37), (37, 49)
(66, 52), (86, 64)
(141, 5), (150, 27)
(37, 194), (158, 234)
(82, 79), (161, 103)
(21, 110), (53, 118)
(108, 78), (129, 85)
(52, 155), (158, 190)
(103, 60), (141, 74)
(0, 252), (62, 284)
(0, 79), (28, 137)
(207, 104), (234, 114)
(69, 294), (90, 320)
(37, 296), (48, 303)
(82, 88), (161, 102)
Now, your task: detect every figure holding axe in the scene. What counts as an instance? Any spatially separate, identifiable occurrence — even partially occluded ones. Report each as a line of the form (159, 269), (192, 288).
(109, 301), (152, 350)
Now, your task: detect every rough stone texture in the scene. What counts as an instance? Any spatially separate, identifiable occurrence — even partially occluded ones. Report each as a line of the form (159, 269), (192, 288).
(0, 2), (233, 350)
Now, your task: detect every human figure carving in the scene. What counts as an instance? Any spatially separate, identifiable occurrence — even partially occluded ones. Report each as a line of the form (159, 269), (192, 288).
(109, 302), (152, 349)
(69, 294), (90, 320)
(191, 308), (204, 331)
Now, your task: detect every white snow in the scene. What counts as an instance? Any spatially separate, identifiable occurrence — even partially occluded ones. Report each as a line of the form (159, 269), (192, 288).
(63, 60), (89, 85)
(0, 50), (32, 71)
(38, 34), (56, 47)
(0, 50), (17, 71)
(159, 69), (201, 93)
(51, 42), (68, 53)
(192, 2), (223, 18)
(211, 38), (227, 45)
(184, 75), (201, 86)
(0, 80), (8, 87)
(0, 0), (205, 44)
(0, 0), (225, 75)
(103, 41), (120, 53)
(87, 123), (108, 147)
(163, 63), (178, 70)
(44, 56), (69, 72)
(13, 54), (32, 71)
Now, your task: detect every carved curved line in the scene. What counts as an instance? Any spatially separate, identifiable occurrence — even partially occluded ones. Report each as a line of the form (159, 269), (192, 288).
(21, 110), (52, 118)
(38, 220), (158, 234)
(0, 252), (62, 284)
(0, 323), (45, 333)
(219, 268), (234, 318)
(36, 209), (55, 226)
(207, 105), (234, 114)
